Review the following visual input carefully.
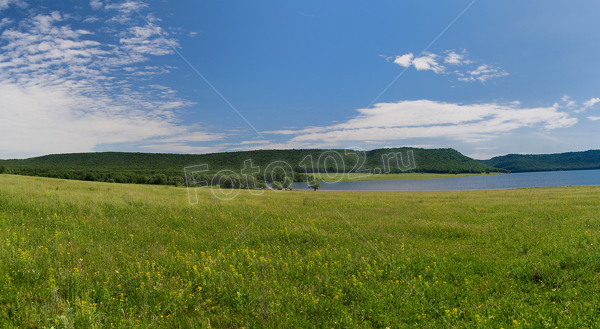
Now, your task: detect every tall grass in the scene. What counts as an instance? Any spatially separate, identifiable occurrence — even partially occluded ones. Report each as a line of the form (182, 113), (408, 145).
(0, 174), (598, 328)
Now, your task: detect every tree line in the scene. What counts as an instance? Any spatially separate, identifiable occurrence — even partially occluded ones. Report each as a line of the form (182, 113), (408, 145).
(480, 150), (600, 172)
(0, 148), (508, 186)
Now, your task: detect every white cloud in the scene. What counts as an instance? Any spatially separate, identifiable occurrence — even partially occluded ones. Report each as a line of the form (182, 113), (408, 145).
(584, 98), (600, 108)
(555, 95), (598, 113)
(262, 100), (577, 146)
(459, 64), (508, 83)
(0, 8), (216, 158)
(587, 116), (600, 121)
(103, 1), (149, 24)
(390, 49), (507, 83)
(104, 1), (147, 13)
(90, 0), (102, 10)
(576, 97), (600, 113)
(412, 53), (444, 73)
(0, 18), (14, 30)
(508, 101), (520, 107)
(0, 0), (26, 11)
(393, 52), (444, 73)
(118, 25), (178, 56)
(393, 53), (413, 67)
(444, 51), (464, 65)
(559, 94), (576, 109)
(83, 16), (100, 23)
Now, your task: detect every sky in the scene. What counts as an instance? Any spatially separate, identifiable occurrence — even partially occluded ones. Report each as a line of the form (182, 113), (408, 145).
(0, 0), (599, 160)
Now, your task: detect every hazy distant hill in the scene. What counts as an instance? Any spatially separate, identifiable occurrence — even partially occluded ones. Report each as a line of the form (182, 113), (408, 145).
(0, 148), (504, 185)
(480, 150), (600, 172)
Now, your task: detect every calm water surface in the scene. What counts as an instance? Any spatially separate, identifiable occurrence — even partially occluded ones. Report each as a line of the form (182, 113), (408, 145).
(291, 169), (600, 191)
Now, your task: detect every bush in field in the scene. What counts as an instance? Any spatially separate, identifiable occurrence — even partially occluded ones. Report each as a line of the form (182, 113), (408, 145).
(309, 179), (320, 191)
(282, 177), (292, 189)
(271, 181), (283, 190)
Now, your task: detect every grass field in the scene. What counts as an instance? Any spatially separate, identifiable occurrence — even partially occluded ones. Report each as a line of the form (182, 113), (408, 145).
(312, 172), (504, 182)
(0, 174), (599, 328)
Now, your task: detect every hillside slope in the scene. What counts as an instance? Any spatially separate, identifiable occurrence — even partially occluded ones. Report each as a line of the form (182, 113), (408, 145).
(480, 150), (600, 172)
(0, 148), (504, 184)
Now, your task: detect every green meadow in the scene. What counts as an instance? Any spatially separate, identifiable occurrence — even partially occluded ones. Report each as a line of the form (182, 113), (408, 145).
(0, 174), (599, 328)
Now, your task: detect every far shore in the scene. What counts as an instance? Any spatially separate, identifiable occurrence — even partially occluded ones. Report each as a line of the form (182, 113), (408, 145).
(307, 172), (506, 182)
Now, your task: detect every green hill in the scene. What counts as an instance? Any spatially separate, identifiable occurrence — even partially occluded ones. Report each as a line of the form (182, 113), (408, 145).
(0, 148), (504, 185)
(480, 150), (600, 172)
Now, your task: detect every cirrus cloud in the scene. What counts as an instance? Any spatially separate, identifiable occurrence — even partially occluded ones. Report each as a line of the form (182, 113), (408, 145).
(458, 64), (509, 83)
(0, 3), (220, 158)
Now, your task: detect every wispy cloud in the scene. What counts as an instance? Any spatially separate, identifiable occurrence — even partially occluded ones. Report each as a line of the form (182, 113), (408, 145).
(458, 64), (509, 83)
(83, 16), (100, 23)
(262, 100), (577, 147)
(0, 0), (26, 11)
(0, 2), (217, 158)
(576, 97), (600, 113)
(560, 94), (577, 109)
(555, 94), (600, 114)
(0, 18), (13, 29)
(387, 49), (508, 83)
(443, 50), (472, 65)
(90, 0), (103, 10)
(584, 98), (600, 108)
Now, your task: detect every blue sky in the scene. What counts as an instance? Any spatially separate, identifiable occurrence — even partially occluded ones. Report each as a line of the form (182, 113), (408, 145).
(0, 0), (599, 159)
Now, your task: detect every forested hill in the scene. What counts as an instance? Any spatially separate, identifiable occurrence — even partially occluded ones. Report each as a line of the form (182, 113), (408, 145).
(0, 148), (505, 185)
(480, 150), (600, 173)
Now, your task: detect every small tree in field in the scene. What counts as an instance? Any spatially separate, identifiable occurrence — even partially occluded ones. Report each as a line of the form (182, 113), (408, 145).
(309, 179), (320, 191)
(282, 177), (292, 190)
(272, 181), (283, 190)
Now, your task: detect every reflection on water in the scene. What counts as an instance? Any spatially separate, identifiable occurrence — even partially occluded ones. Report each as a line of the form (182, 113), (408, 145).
(291, 169), (600, 191)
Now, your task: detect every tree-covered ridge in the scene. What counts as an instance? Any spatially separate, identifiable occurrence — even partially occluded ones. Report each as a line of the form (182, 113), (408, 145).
(0, 148), (505, 185)
(480, 150), (600, 173)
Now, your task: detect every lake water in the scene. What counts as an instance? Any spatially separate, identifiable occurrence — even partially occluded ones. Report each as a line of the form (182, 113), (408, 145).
(290, 169), (600, 191)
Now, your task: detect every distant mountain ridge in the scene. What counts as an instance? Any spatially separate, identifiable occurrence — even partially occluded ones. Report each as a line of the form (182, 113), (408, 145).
(480, 150), (600, 172)
(0, 148), (504, 185)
